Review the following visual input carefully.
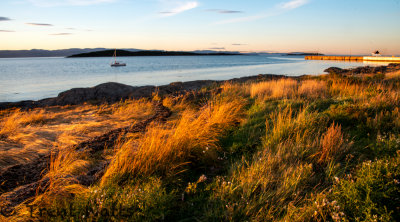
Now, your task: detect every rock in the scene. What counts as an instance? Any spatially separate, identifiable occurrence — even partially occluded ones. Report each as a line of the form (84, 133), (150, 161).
(0, 74), (291, 110)
(52, 82), (136, 105)
(324, 67), (344, 75)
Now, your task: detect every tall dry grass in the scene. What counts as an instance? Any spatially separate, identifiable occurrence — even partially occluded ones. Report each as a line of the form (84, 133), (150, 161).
(250, 79), (327, 100)
(385, 70), (400, 79)
(0, 109), (46, 137)
(317, 123), (347, 164)
(298, 80), (327, 98)
(329, 79), (400, 107)
(250, 78), (297, 100)
(110, 98), (154, 121)
(23, 147), (90, 216)
(0, 99), (155, 165)
(101, 94), (246, 185)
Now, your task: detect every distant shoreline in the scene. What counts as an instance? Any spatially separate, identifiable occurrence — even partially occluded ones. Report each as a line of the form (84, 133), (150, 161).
(66, 49), (241, 58)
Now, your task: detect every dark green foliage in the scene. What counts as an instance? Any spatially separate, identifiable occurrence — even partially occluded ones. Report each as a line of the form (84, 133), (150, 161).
(332, 154), (400, 221)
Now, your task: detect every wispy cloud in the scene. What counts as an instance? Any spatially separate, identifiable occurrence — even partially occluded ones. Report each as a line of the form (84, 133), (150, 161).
(66, 27), (93, 31)
(0, 16), (12, 21)
(206, 9), (243, 14)
(219, 10), (243, 14)
(209, 47), (225, 50)
(232, 43), (247, 46)
(159, 1), (199, 17)
(0, 30), (15, 32)
(27, 0), (117, 7)
(26, 22), (53, 26)
(280, 0), (309, 9)
(50, 32), (72, 35)
(215, 0), (310, 25)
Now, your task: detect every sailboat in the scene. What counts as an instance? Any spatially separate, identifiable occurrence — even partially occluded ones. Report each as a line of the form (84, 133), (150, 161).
(111, 49), (126, 67)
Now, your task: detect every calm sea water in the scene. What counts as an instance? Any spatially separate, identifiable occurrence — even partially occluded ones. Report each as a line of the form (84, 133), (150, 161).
(0, 55), (372, 102)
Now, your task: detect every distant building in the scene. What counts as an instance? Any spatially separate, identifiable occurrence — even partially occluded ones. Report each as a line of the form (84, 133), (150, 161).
(371, 50), (381, 56)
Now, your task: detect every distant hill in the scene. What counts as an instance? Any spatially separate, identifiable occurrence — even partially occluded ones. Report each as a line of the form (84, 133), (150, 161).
(0, 48), (143, 58)
(0, 48), (102, 58)
(286, 52), (324, 56)
(67, 49), (241, 58)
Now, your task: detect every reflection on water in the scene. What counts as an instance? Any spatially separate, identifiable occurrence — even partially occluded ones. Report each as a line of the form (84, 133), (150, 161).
(363, 61), (400, 66)
(0, 55), (371, 102)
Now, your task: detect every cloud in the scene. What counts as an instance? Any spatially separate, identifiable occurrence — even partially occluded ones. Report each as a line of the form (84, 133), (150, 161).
(215, 0), (310, 25)
(206, 9), (243, 14)
(280, 0), (309, 9)
(219, 10), (243, 14)
(209, 47), (225, 50)
(50, 33), (72, 35)
(27, 0), (117, 7)
(232, 43), (247, 46)
(26, 22), (53, 26)
(66, 27), (93, 31)
(0, 30), (15, 32)
(0, 17), (12, 21)
(159, 1), (199, 17)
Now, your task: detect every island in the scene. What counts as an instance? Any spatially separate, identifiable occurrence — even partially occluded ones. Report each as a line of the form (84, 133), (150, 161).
(67, 49), (241, 58)
(286, 52), (324, 56)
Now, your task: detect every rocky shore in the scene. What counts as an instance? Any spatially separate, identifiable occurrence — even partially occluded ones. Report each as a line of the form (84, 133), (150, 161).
(0, 74), (289, 110)
(2, 63), (400, 111)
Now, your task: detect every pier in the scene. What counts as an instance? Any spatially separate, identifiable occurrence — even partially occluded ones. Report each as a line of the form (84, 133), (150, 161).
(305, 55), (400, 62)
(305, 56), (364, 61)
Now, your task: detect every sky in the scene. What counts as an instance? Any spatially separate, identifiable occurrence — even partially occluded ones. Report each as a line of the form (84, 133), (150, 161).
(1, 0), (400, 55)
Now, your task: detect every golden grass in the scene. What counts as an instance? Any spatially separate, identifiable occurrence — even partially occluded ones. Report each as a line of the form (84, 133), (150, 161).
(47, 147), (90, 179)
(111, 98), (154, 121)
(101, 94), (246, 185)
(30, 147), (89, 209)
(329, 80), (367, 98)
(162, 93), (195, 113)
(0, 109), (46, 137)
(385, 70), (400, 79)
(0, 99), (155, 171)
(317, 123), (346, 164)
(329, 79), (400, 107)
(298, 80), (327, 98)
(250, 78), (298, 100)
(250, 79), (328, 100)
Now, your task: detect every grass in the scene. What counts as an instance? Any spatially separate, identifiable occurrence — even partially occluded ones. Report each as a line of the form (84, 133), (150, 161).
(0, 99), (154, 170)
(1, 69), (400, 221)
(101, 91), (246, 185)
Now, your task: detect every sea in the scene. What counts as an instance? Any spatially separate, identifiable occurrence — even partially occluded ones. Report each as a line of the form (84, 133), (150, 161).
(0, 55), (381, 102)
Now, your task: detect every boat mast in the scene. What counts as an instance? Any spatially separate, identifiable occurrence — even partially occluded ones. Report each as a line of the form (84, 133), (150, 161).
(114, 49), (117, 63)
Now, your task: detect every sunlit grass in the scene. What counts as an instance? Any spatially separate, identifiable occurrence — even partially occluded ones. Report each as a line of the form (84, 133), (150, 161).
(250, 78), (298, 100)
(102, 92), (246, 185)
(0, 99), (154, 170)
(298, 79), (327, 98)
(0, 108), (46, 137)
(2, 71), (400, 221)
(385, 70), (400, 79)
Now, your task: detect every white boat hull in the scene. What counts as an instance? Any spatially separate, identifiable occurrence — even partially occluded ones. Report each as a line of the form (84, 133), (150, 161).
(111, 63), (126, 67)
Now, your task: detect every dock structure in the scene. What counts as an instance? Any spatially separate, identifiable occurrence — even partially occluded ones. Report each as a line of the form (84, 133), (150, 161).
(305, 55), (400, 62)
(363, 56), (400, 62)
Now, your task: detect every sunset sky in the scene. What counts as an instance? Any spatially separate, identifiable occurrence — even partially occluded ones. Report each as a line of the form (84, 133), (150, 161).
(1, 0), (400, 55)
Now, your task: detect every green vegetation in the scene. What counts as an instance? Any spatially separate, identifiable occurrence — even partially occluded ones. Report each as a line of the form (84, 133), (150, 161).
(2, 70), (400, 221)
